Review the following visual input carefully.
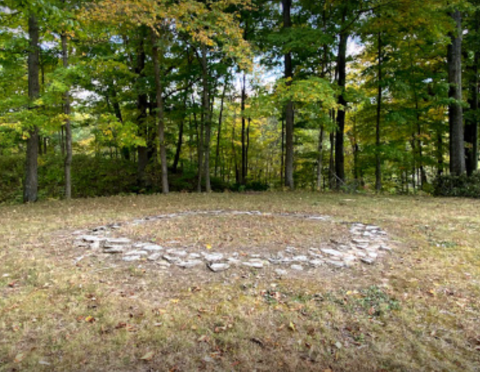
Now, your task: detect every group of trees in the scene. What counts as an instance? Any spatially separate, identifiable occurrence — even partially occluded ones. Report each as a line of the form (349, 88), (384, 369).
(0, 0), (479, 202)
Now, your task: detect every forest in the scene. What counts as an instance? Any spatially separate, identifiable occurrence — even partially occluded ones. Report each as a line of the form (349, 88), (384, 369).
(1, 0), (479, 203)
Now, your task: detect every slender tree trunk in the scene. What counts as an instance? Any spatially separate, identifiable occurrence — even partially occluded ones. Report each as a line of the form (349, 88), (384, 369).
(24, 14), (40, 203)
(246, 117), (251, 178)
(282, 0), (294, 190)
(241, 73), (247, 185)
(195, 93), (204, 192)
(447, 9), (466, 175)
(466, 50), (479, 175)
(316, 124), (324, 191)
(375, 33), (382, 192)
(437, 128), (444, 176)
(173, 88), (189, 173)
(280, 117), (285, 185)
(61, 30), (72, 199)
(215, 75), (228, 177)
(329, 110), (336, 189)
(200, 45), (212, 192)
(151, 29), (169, 194)
(335, 28), (348, 189)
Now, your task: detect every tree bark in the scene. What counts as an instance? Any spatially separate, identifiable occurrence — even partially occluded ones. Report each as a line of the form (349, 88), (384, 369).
(201, 45), (212, 192)
(173, 87), (189, 173)
(215, 75), (228, 177)
(335, 28), (348, 189)
(466, 50), (479, 175)
(241, 73), (247, 185)
(375, 32), (382, 192)
(61, 30), (72, 199)
(282, 0), (294, 190)
(447, 9), (466, 175)
(24, 14), (40, 203)
(316, 124), (324, 191)
(151, 29), (169, 194)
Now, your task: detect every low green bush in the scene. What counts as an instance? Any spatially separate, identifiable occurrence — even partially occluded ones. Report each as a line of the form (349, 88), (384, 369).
(433, 172), (480, 198)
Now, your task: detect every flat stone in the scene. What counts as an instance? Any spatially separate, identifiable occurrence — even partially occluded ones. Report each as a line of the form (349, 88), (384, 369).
(292, 255), (309, 262)
(163, 255), (181, 263)
(90, 241), (102, 249)
(77, 235), (105, 243)
(156, 261), (171, 268)
(142, 244), (164, 252)
(176, 260), (203, 268)
(356, 244), (369, 250)
(188, 253), (202, 259)
(105, 238), (131, 246)
(123, 255), (141, 262)
(361, 257), (375, 265)
(368, 252), (378, 259)
(352, 238), (370, 244)
(104, 247), (124, 253)
(365, 225), (380, 231)
(204, 253), (224, 262)
(285, 246), (297, 254)
(275, 269), (288, 276)
(327, 260), (345, 268)
(243, 261), (264, 269)
(124, 250), (148, 256)
(227, 258), (242, 265)
(208, 263), (230, 272)
(290, 264), (304, 271)
(147, 253), (162, 261)
(379, 245), (392, 251)
(250, 254), (261, 258)
(166, 249), (187, 257)
(307, 216), (328, 221)
(321, 248), (344, 257)
(93, 226), (108, 232)
(343, 255), (357, 262)
(309, 259), (324, 267)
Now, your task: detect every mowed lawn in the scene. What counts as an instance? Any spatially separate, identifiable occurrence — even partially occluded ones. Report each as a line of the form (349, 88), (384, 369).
(0, 193), (479, 371)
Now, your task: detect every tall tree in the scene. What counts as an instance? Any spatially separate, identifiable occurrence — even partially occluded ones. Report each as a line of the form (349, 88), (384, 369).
(447, 9), (466, 175)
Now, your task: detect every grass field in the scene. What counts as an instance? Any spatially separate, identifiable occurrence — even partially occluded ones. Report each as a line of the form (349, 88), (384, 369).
(1, 193), (479, 371)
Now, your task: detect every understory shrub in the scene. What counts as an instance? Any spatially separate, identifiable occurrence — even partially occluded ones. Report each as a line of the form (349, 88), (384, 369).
(433, 172), (480, 198)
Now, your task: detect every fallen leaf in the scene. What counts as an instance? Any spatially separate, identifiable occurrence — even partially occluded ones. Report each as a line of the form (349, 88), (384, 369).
(85, 316), (96, 323)
(205, 244), (212, 250)
(140, 351), (154, 361)
(289, 321), (296, 332)
(14, 353), (25, 363)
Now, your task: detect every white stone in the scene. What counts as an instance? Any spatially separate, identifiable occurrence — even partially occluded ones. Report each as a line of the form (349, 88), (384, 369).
(208, 263), (230, 272)
(275, 269), (288, 276)
(321, 248), (344, 257)
(204, 253), (224, 262)
(147, 253), (162, 261)
(327, 260), (345, 268)
(166, 249), (187, 257)
(123, 255), (141, 262)
(290, 264), (304, 271)
(243, 261), (264, 269)
(309, 259), (324, 267)
(163, 255), (181, 263)
(124, 250), (148, 256)
(292, 255), (309, 262)
(105, 237), (131, 245)
(188, 253), (202, 259)
(176, 260), (203, 268)
(142, 244), (164, 252)
(361, 257), (375, 265)
(104, 247), (124, 253)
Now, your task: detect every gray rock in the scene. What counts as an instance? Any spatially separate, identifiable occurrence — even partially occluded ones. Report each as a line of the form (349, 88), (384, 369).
(104, 246), (124, 253)
(204, 253), (224, 262)
(147, 253), (162, 261)
(352, 238), (370, 244)
(365, 225), (380, 231)
(356, 243), (369, 250)
(166, 249), (187, 257)
(188, 253), (202, 259)
(361, 257), (375, 265)
(124, 250), (148, 256)
(285, 246), (297, 254)
(292, 255), (309, 262)
(243, 261), (264, 269)
(275, 269), (288, 276)
(104, 237), (131, 246)
(321, 248), (344, 257)
(327, 260), (345, 268)
(78, 235), (105, 243)
(379, 245), (392, 252)
(142, 244), (164, 252)
(208, 263), (230, 272)
(123, 255), (141, 262)
(156, 261), (171, 268)
(163, 254), (181, 263)
(250, 254), (261, 258)
(290, 264), (304, 271)
(176, 260), (203, 268)
(227, 258), (242, 265)
(309, 259), (324, 267)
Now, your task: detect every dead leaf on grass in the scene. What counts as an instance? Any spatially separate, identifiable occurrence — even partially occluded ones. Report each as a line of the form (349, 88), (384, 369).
(140, 351), (154, 361)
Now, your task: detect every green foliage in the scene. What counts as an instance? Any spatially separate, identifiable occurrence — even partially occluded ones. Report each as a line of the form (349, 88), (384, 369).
(433, 172), (480, 198)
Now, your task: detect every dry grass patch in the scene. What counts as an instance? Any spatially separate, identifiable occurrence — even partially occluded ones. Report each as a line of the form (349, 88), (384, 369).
(0, 193), (479, 371)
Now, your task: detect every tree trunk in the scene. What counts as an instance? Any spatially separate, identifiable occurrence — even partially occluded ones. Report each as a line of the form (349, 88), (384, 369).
(61, 30), (72, 199)
(24, 14), (40, 203)
(375, 32), (382, 192)
(241, 73), (247, 185)
(282, 0), (294, 190)
(151, 29), (169, 194)
(173, 87), (189, 173)
(201, 45), (212, 192)
(447, 9), (466, 175)
(466, 50), (479, 175)
(215, 75), (228, 177)
(316, 124), (324, 191)
(280, 117), (285, 185)
(335, 28), (348, 189)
